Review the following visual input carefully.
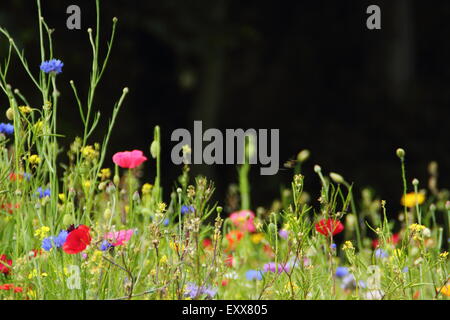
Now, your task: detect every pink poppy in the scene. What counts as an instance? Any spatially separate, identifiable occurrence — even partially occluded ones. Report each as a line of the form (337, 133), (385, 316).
(112, 150), (147, 169)
(229, 210), (256, 232)
(105, 229), (135, 246)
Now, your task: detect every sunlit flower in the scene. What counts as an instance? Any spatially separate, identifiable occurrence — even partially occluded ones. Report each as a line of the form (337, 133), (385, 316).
(401, 192), (425, 208)
(40, 59), (64, 74)
(229, 210), (256, 232)
(112, 150), (147, 169)
(315, 219), (344, 236)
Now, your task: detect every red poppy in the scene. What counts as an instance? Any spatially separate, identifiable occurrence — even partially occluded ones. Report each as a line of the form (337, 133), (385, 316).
(0, 254), (12, 275)
(372, 233), (400, 248)
(221, 279), (229, 286)
(63, 225), (91, 254)
(315, 219), (344, 236)
(225, 230), (244, 252)
(0, 283), (23, 293)
(1, 203), (20, 214)
(112, 150), (147, 169)
(224, 254), (236, 267)
(202, 238), (212, 248)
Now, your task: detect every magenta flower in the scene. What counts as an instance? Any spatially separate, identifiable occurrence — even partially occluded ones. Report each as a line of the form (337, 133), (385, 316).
(105, 229), (135, 246)
(263, 262), (290, 274)
(112, 150), (147, 169)
(229, 210), (256, 232)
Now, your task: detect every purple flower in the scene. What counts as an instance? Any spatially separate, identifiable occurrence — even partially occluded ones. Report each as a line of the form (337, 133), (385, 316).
(53, 230), (68, 248)
(0, 123), (14, 135)
(40, 59), (64, 74)
(163, 218), (169, 226)
(263, 262), (290, 274)
(100, 240), (113, 251)
(278, 229), (289, 239)
(42, 237), (54, 251)
(375, 248), (388, 259)
(184, 283), (217, 299)
(335, 266), (349, 278)
(37, 187), (51, 199)
(181, 205), (195, 215)
(245, 270), (264, 280)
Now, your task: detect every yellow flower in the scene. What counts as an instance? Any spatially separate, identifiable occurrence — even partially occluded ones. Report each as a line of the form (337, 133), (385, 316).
(409, 223), (426, 233)
(81, 145), (99, 160)
(18, 105), (33, 114)
(438, 284), (450, 297)
(251, 233), (264, 244)
(439, 251), (449, 259)
(157, 202), (167, 213)
(98, 168), (111, 180)
(83, 180), (91, 189)
(29, 154), (41, 166)
(58, 193), (66, 202)
(342, 241), (354, 251)
(34, 226), (50, 240)
(142, 183), (153, 195)
(401, 192), (425, 208)
(159, 255), (168, 265)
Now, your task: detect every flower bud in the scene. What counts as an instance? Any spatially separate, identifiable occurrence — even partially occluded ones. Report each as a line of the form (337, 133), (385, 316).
(63, 214), (74, 226)
(6, 107), (14, 120)
(330, 172), (345, 184)
(412, 178), (419, 186)
(297, 149), (310, 163)
(103, 208), (112, 220)
(113, 174), (120, 186)
(396, 148), (405, 159)
(314, 165), (321, 173)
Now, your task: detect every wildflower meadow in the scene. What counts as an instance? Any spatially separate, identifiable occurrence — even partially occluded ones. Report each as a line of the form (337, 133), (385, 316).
(0, 1), (449, 301)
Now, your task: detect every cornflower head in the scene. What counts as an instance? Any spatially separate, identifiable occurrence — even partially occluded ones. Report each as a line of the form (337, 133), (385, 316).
(245, 270), (264, 280)
(37, 187), (51, 199)
(184, 283), (217, 299)
(0, 123), (14, 135)
(40, 59), (64, 74)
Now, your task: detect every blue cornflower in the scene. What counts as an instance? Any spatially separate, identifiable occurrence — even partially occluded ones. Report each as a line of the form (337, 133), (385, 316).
(37, 187), (51, 199)
(335, 266), (349, 278)
(42, 237), (54, 251)
(184, 283), (217, 299)
(245, 270), (264, 281)
(53, 230), (68, 248)
(402, 267), (409, 273)
(40, 59), (64, 74)
(375, 248), (388, 259)
(330, 243), (337, 250)
(100, 240), (113, 251)
(181, 205), (195, 215)
(0, 123), (14, 135)
(163, 218), (169, 226)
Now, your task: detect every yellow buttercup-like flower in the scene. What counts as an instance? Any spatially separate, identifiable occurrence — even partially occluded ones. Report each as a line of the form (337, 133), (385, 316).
(343, 241), (354, 251)
(409, 223), (426, 233)
(439, 251), (449, 259)
(18, 105), (33, 114)
(34, 226), (50, 240)
(401, 192), (425, 208)
(98, 168), (111, 180)
(142, 183), (153, 195)
(251, 233), (264, 244)
(438, 284), (450, 297)
(29, 154), (41, 165)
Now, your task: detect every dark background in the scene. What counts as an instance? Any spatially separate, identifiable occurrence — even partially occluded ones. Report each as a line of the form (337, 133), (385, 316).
(0, 0), (449, 214)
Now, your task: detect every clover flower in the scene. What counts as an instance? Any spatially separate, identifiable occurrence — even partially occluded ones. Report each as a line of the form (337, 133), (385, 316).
(40, 59), (64, 74)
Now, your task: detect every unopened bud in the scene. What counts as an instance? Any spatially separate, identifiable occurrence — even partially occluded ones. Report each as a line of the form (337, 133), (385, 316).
(412, 178), (419, 186)
(314, 165), (321, 173)
(113, 174), (120, 186)
(330, 172), (345, 184)
(396, 148), (405, 159)
(6, 107), (14, 120)
(63, 214), (74, 226)
(297, 149), (310, 163)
